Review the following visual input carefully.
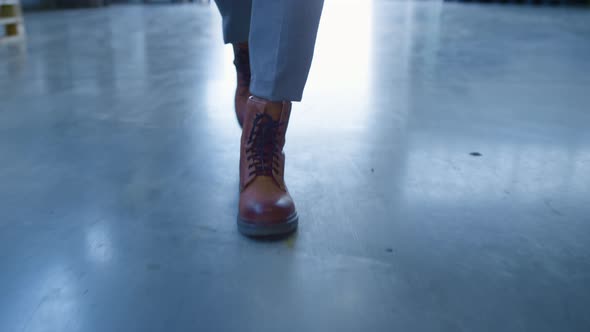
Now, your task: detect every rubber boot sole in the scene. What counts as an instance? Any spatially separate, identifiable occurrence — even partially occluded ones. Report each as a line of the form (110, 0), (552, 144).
(237, 213), (298, 237)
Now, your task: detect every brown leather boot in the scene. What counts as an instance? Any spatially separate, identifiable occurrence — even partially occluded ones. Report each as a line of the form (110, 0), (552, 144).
(233, 42), (250, 127)
(237, 96), (298, 236)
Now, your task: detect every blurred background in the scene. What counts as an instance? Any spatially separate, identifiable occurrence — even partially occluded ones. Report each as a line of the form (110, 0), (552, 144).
(1, 0), (589, 331)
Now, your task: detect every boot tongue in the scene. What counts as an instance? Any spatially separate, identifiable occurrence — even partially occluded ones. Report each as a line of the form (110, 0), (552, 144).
(251, 97), (283, 121)
(265, 106), (283, 122)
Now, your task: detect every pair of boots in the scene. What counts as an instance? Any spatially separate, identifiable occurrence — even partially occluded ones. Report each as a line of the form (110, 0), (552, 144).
(232, 43), (297, 237)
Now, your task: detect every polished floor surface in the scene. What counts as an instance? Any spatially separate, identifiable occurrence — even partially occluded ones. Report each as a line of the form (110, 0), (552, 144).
(1, 1), (590, 331)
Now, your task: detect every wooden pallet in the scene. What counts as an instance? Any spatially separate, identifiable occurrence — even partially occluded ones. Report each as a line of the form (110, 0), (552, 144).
(0, 0), (24, 43)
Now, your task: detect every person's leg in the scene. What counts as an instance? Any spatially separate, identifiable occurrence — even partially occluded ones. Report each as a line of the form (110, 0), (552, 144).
(237, 0), (324, 236)
(214, 0), (253, 126)
(231, 42), (251, 127)
(249, 0), (324, 102)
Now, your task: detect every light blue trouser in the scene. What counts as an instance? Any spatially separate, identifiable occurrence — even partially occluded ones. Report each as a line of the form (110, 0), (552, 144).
(214, 0), (324, 102)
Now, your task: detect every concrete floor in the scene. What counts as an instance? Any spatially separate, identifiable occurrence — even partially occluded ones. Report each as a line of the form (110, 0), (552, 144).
(1, 1), (590, 331)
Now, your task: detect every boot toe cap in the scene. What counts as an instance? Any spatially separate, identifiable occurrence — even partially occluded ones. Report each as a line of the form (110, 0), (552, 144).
(239, 189), (296, 224)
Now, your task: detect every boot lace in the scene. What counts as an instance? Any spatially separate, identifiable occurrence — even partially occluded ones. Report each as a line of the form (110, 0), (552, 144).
(246, 113), (283, 176)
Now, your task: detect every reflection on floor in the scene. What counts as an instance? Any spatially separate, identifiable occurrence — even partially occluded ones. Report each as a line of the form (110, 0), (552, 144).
(1, 1), (589, 331)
